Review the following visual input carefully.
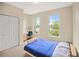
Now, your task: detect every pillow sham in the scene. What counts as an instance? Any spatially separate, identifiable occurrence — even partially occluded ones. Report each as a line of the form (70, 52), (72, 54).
(57, 42), (70, 49)
(52, 42), (70, 57)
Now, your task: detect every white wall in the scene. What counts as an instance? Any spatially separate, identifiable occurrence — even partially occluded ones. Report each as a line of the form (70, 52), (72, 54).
(23, 14), (30, 34)
(30, 6), (73, 43)
(73, 2), (79, 55)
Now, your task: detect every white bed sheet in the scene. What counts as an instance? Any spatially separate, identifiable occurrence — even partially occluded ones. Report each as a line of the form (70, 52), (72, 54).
(52, 42), (70, 57)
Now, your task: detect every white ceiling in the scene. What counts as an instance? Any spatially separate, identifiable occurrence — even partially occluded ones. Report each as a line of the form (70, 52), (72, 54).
(7, 2), (72, 15)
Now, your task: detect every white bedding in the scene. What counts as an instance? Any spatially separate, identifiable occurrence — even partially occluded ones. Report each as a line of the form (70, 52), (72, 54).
(52, 42), (70, 57)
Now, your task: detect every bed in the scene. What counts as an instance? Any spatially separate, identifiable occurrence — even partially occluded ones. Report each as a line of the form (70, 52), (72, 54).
(24, 38), (77, 57)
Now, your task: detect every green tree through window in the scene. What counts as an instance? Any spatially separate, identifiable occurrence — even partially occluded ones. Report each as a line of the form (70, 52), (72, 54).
(34, 17), (40, 34)
(49, 15), (60, 36)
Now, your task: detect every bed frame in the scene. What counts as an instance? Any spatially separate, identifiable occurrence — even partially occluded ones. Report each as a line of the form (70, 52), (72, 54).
(24, 51), (35, 57)
(24, 44), (78, 57)
(70, 44), (78, 57)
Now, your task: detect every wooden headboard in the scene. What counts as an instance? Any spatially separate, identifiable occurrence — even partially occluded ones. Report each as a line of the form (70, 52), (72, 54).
(70, 44), (78, 57)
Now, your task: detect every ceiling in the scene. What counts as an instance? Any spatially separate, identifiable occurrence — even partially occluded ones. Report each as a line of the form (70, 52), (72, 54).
(7, 2), (72, 15)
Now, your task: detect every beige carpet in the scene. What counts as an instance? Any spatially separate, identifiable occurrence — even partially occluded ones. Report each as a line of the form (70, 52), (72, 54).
(0, 43), (31, 57)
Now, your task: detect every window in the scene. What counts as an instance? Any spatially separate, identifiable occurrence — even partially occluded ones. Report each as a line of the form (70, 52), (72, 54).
(49, 15), (60, 37)
(34, 16), (40, 34)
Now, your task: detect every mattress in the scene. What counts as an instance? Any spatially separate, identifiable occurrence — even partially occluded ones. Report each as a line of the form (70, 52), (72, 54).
(24, 38), (59, 57)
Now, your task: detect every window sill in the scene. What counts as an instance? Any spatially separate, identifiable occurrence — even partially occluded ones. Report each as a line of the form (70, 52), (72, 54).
(48, 35), (60, 39)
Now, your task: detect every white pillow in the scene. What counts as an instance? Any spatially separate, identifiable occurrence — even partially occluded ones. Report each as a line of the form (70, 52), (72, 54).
(57, 42), (70, 49)
(52, 42), (70, 57)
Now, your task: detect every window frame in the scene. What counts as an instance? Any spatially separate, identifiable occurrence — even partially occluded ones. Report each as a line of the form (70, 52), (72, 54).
(34, 16), (40, 34)
(48, 14), (61, 38)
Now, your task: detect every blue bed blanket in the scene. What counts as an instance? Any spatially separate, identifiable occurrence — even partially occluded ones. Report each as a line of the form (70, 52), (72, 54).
(24, 38), (59, 57)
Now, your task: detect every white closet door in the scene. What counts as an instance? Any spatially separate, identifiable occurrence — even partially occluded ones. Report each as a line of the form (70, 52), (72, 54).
(0, 14), (19, 51)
